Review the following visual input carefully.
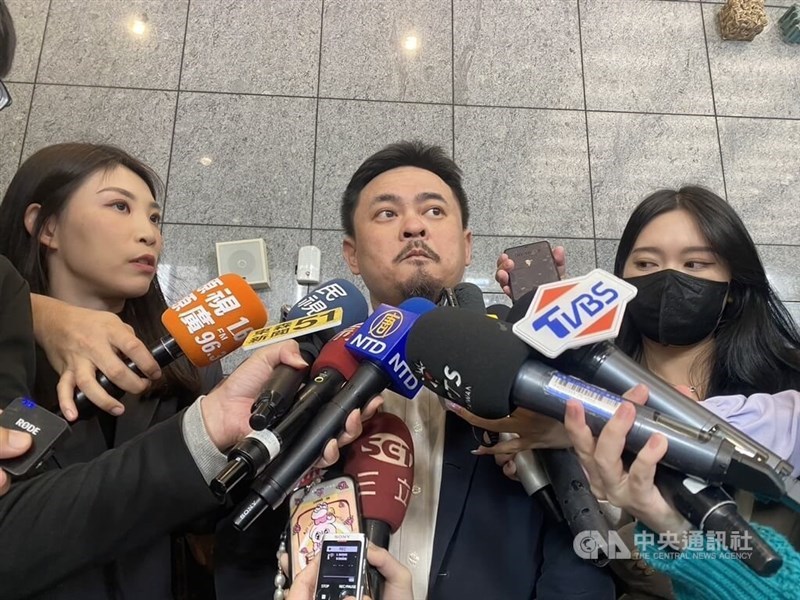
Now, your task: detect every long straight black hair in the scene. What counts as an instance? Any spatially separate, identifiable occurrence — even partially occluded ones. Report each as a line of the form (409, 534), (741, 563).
(614, 186), (800, 397)
(0, 143), (200, 408)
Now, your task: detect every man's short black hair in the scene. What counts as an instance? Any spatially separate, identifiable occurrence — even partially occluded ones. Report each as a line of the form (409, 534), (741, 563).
(0, 0), (16, 78)
(341, 140), (470, 237)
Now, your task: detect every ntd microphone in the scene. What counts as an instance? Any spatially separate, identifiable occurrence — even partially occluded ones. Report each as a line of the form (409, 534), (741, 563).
(343, 413), (414, 600)
(233, 298), (435, 529)
(72, 274), (267, 419)
(345, 300), (432, 398)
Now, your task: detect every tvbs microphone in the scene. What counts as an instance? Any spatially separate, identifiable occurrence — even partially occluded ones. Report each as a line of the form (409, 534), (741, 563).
(233, 297), (436, 530)
(71, 274), (267, 419)
(249, 279), (368, 430)
(406, 308), (785, 499)
(343, 413), (414, 600)
(508, 289), (800, 510)
(212, 325), (361, 498)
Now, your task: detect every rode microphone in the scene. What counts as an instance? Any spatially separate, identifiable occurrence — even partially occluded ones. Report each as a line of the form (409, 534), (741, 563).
(70, 274), (267, 420)
(508, 289), (800, 509)
(212, 325), (361, 497)
(405, 308), (786, 499)
(248, 279), (368, 430)
(233, 297), (436, 530)
(343, 413), (414, 600)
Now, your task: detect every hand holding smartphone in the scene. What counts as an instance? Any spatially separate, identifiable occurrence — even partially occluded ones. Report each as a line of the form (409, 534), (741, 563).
(313, 532), (367, 600)
(504, 241), (561, 301)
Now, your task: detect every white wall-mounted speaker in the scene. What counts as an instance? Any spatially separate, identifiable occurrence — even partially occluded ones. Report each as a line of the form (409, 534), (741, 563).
(215, 238), (271, 290)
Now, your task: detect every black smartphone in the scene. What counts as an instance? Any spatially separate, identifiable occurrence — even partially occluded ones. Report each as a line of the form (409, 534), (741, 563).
(504, 241), (560, 301)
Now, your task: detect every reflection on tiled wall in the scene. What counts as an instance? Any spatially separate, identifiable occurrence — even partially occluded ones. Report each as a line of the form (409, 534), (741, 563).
(2, 0), (799, 372)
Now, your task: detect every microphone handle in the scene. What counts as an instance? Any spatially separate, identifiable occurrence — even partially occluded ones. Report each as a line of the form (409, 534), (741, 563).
(655, 467), (783, 576)
(233, 362), (389, 530)
(540, 448), (610, 567)
(498, 433), (562, 523)
(69, 336), (182, 420)
(210, 367), (348, 498)
(363, 519), (390, 600)
(248, 354), (312, 431)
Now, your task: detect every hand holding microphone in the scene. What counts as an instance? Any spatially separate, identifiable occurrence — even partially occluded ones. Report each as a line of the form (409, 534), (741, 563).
(66, 274), (268, 421)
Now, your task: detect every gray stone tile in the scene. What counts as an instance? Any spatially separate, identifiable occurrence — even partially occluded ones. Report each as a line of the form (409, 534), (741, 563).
(718, 116), (800, 245)
(482, 293), (512, 310)
(0, 83), (32, 196)
(308, 229), (371, 303)
(313, 99), (453, 229)
(5, 0), (49, 82)
(704, 5), (800, 119)
(455, 105), (593, 237)
(595, 239), (620, 274)
(468, 236), (596, 293)
(160, 224), (311, 373)
(319, 0), (451, 103)
(453, 0), (583, 109)
(580, 0), (713, 114)
(786, 302), (800, 328)
(181, 0), (321, 96)
(37, 0), (187, 89)
(588, 111), (724, 238)
(165, 93), (316, 228)
(759, 245), (800, 302)
(22, 84), (176, 179)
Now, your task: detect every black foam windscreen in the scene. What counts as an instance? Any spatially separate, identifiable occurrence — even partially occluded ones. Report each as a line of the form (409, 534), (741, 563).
(486, 304), (510, 321)
(506, 289), (536, 324)
(453, 282), (486, 313)
(405, 307), (529, 418)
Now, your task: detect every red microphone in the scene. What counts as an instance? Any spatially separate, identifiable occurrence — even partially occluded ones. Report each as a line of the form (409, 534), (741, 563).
(343, 412), (414, 600)
(72, 273), (267, 418)
(212, 324), (362, 497)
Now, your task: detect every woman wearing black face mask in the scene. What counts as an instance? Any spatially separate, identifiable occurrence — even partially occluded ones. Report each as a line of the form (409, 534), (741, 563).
(614, 186), (800, 401)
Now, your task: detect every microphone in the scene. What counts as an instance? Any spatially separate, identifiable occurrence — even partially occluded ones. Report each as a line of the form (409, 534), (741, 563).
(405, 308), (785, 499)
(446, 285), (565, 525)
(654, 468), (782, 576)
(508, 290), (800, 509)
(487, 304), (511, 321)
(343, 413), (414, 600)
(233, 297), (436, 530)
(248, 279), (368, 430)
(71, 274), (268, 419)
(211, 325), (361, 498)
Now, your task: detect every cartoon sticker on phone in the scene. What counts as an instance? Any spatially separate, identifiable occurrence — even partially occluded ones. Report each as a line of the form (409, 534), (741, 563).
(289, 475), (361, 575)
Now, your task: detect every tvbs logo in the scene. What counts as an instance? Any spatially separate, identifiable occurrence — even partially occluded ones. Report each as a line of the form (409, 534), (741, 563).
(573, 530), (632, 560)
(533, 281), (618, 339)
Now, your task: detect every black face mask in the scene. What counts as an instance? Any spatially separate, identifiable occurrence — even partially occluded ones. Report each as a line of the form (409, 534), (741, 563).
(624, 270), (729, 346)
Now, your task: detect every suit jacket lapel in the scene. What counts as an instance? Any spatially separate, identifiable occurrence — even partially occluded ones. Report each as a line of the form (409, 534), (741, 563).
(428, 411), (478, 590)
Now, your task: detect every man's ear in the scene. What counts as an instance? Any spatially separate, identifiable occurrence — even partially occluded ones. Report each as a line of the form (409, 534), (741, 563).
(23, 203), (58, 249)
(463, 229), (473, 267)
(342, 236), (360, 275)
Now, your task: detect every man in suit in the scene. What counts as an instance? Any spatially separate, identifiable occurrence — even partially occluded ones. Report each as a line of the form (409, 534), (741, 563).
(340, 140), (616, 599)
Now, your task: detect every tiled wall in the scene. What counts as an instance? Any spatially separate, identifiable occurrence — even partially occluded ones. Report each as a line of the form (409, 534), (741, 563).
(2, 0), (799, 372)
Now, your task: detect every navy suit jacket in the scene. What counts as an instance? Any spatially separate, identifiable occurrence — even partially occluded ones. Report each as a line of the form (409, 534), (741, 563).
(427, 412), (616, 599)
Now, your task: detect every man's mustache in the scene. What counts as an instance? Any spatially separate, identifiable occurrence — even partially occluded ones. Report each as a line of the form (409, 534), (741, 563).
(393, 241), (441, 264)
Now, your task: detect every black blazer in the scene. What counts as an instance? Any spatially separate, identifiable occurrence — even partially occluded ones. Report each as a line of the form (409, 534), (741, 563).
(428, 413), (616, 600)
(0, 256), (35, 406)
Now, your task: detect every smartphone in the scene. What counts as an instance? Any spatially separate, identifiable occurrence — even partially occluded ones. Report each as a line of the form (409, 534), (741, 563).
(504, 241), (560, 301)
(313, 533), (367, 600)
(288, 475), (361, 578)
